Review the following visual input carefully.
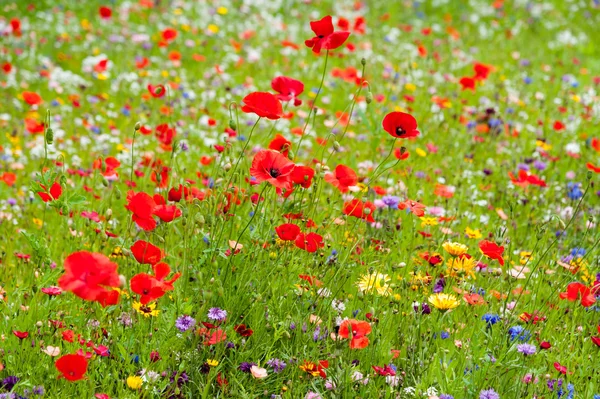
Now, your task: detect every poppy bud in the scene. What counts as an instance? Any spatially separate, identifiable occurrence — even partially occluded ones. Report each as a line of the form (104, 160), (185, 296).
(134, 122), (142, 131)
(36, 321), (43, 328)
(119, 274), (127, 287)
(106, 208), (112, 220)
(59, 175), (67, 186)
(229, 119), (237, 130)
(361, 57), (366, 66)
(315, 163), (322, 173)
(223, 163), (232, 171)
(287, 149), (295, 161)
(101, 177), (109, 187)
(45, 128), (54, 145)
(217, 286), (224, 297)
(363, 208), (371, 215)
(155, 235), (165, 244)
(333, 141), (341, 151)
(587, 170), (592, 180)
(366, 91), (373, 104)
(114, 187), (121, 199)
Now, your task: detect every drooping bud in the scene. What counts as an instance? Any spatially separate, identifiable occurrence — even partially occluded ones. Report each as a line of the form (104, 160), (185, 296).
(365, 91), (373, 104)
(45, 128), (54, 145)
(134, 121), (142, 131)
(333, 141), (341, 151)
(229, 119), (237, 130)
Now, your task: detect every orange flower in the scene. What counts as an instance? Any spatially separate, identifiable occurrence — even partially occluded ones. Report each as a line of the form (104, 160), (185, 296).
(338, 319), (372, 349)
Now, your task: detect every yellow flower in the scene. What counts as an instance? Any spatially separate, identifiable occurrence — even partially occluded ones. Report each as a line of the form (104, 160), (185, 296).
(442, 242), (468, 256)
(133, 301), (160, 317)
(207, 359), (219, 367)
(519, 251), (533, 265)
(420, 217), (438, 227)
(217, 6), (228, 14)
(127, 376), (143, 390)
(446, 256), (477, 279)
(428, 293), (459, 311)
(409, 272), (432, 285)
(356, 272), (392, 296)
(465, 227), (482, 239)
(207, 24), (219, 34)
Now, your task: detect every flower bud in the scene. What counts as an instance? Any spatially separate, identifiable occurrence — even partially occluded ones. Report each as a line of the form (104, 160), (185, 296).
(333, 141), (341, 151)
(365, 91), (373, 104)
(45, 128), (54, 145)
(114, 187), (121, 200)
(101, 177), (109, 187)
(287, 149), (295, 161)
(587, 170), (592, 180)
(361, 58), (366, 66)
(229, 119), (237, 130)
(134, 122), (142, 131)
(223, 163), (232, 171)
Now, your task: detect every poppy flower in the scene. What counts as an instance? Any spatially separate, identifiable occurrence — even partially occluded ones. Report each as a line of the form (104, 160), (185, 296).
(553, 362), (567, 375)
(338, 319), (372, 349)
(250, 150), (295, 189)
(271, 76), (304, 106)
(324, 164), (358, 193)
(13, 330), (28, 339)
(99, 6), (112, 19)
(382, 112), (420, 139)
(234, 324), (254, 337)
(459, 76), (476, 91)
(473, 62), (492, 80)
(343, 199), (375, 223)
(93, 157), (120, 177)
(22, 91), (43, 106)
(155, 124), (176, 148)
(398, 199), (426, 217)
(393, 147), (410, 160)
(268, 134), (292, 156)
(162, 28), (177, 42)
(298, 274), (323, 287)
(125, 191), (157, 231)
(559, 282), (596, 307)
(479, 240), (505, 266)
(508, 170), (547, 188)
(304, 15), (350, 54)
(37, 182), (62, 202)
(153, 205), (182, 223)
(148, 84), (166, 98)
(291, 165), (315, 188)
(130, 240), (163, 265)
(241, 92), (283, 120)
(58, 252), (120, 304)
(55, 354), (88, 381)
(553, 120), (565, 131)
(152, 262), (181, 291)
(586, 162), (600, 173)
(130, 273), (165, 304)
(275, 223), (301, 241)
(294, 232), (324, 253)
(1, 172), (16, 186)
(540, 341), (551, 349)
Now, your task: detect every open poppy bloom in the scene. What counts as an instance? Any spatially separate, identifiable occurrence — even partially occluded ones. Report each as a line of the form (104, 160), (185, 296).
(268, 134), (292, 157)
(275, 223), (301, 241)
(271, 76), (304, 106)
(343, 199), (375, 223)
(37, 182), (62, 202)
(559, 282), (596, 307)
(130, 273), (166, 304)
(304, 15), (350, 53)
(153, 204), (182, 223)
(508, 170), (547, 188)
(55, 354), (88, 381)
(459, 76), (476, 91)
(338, 319), (372, 349)
(130, 240), (163, 265)
(382, 112), (420, 139)
(152, 262), (181, 291)
(250, 150), (295, 189)
(58, 252), (120, 306)
(22, 91), (43, 106)
(99, 6), (112, 19)
(125, 191), (157, 231)
(294, 232), (324, 253)
(148, 84), (166, 98)
(398, 199), (426, 217)
(93, 157), (120, 177)
(234, 324), (254, 337)
(241, 92), (283, 120)
(473, 62), (493, 80)
(479, 240), (504, 266)
(324, 164), (358, 193)
(291, 165), (315, 188)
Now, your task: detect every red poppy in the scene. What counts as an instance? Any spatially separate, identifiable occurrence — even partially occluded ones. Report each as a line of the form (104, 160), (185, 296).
(168, 184), (191, 202)
(152, 262), (181, 291)
(162, 28), (178, 42)
(58, 252), (120, 305)
(99, 6), (112, 19)
(324, 164), (358, 193)
(559, 282), (596, 307)
(473, 62), (492, 80)
(294, 232), (324, 253)
(372, 364), (396, 376)
(234, 324), (254, 337)
(203, 328), (227, 346)
(291, 165), (315, 188)
(420, 252), (443, 266)
(591, 336), (600, 347)
(241, 92), (283, 120)
(586, 162), (600, 173)
(553, 362), (567, 375)
(271, 76), (304, 106)
(13, 330), (28, 339)
(338, 319), (372, 349)
(393, 147), (410, 160)
(250, 150), (295, 189)
(343, 199), (375, 223)
(55, 354), (88, 381)
(153, 205), (182, 223)
(22, 91), (43, 106)
(130, 273), (165, 304)
(148, 84), (166, 98)
(93, 156), (120, 177)
(25, 118), (45, 134)
(125, 191), (157, 231)
(298, 274), (323, 287)
(1, 172), (16, 186)
(459, 76), (476, 91)
(268, 134), (292, 156)
(553, 120), (565, 131)
(275, 223), (301, 241)
(382, 112), (420, 139)
(37, 182), (62, 202)
(478, 240), (504, 266)
(131, 240), (163, 265)
(62, 330), (75, 343)
(304, 15), (350, 53)
(540, 341), (551, 350)
(398, 199), (426, 217)
(155, 123), (176, 148)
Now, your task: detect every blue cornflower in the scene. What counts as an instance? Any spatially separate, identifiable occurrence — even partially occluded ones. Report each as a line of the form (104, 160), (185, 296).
(175, 315), (196, 332)
(479, 388), (500, 399)
(567, 182), (583, 200)
(482, 313), (501, 326)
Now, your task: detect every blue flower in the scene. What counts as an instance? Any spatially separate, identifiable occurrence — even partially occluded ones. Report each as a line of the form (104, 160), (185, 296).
(482, 313), (500, 326)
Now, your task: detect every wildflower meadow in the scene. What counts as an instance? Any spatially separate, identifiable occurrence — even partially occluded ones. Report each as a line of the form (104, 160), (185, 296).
(1, 0), (600, 398)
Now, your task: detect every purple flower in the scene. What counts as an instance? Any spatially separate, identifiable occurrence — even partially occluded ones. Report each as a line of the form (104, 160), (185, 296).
(238, 362), (257, 373)
(517, 343), (536, 355)
(175, 315), (196, 332)
(433, 277), (445, 293)
(266, 358), (287, 373)
(381, 195), (400, 208)
(479, 388), (500, 399)
(440, 395), (455, 399)
(170, 371), (189, 387)
(1, 376), (19, 391)
(207, 307), (227, 321)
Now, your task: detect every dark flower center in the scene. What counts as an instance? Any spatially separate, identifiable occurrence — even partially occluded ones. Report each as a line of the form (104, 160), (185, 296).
(269, 168), (281, 178)
(395, 126), (406, 136)
(318, 35), (324, 38)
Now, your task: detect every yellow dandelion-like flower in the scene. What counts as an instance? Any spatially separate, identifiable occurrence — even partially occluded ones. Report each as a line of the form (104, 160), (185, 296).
(207, 359), (219, 367)
(428, 293), (459, 311)
(409, 271), (432, 285)
(420, 217), (438, 227)
(446, 256), (477, 279)
(442, 242), (468, 256)
(127, 375), (143, 390)
(465, 227), (482, 239)
(133, 301), (160, 318)
(519, 251), (533, 265)
(356, 272), (392, 296)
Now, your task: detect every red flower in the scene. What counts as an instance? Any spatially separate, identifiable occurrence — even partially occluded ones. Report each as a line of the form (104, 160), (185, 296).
(591, 336), (600, 347)
(473, 62), (492, 80)
(241, 92), (283, 120)
(553, 362), (567, 375)
(343, 199), (375, 223)
(162, 28), (177, 42)
(304, 16), (350, 54)
(291, 165), (315, 188)
(41, 286), (63, 296)
(294, 232), (324, 253)
(324, 164), (358, 193)
(13, 330), (28, 339)
(93, 156), (120, 177)
(131, 240), (163, 265)
(393, 147), (410, 160)
(55, 354), (88, 381)
(125, 191), (157, 231)
(298, 274), (323, 287)
(478, 240), (504, 266)
(268, 134), (292, 156)
(382, 112), (420, 139)
(398, 199), (426, 217)
(275, 223), (301, 241)
(153, 205), (182, 223)
(559, 282), (596, 307)
(62, 330), (75, 343)
(148, 84), (166, 98)
(155, 123), (176, 148)
(234, 324), (254, 337)
(152, 262), (181, 291)
(553, 120), (565, 131)
(58, 252), (120, 305)
(271, 76), (304, 105)
(459, 76), (476, 91)
(130, 273), (165, 304)
(338, 319), (372, 349)
(250, 150), (295, 189)
(37, 182), (62, 202)
(586, 162), (600, 173)
(22, 91), (43, 106)
(508, 170), (547, 188)
(99, 6), (112, 19)
(540, 341), (551, 350)
(372, 364), (396, 376)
